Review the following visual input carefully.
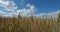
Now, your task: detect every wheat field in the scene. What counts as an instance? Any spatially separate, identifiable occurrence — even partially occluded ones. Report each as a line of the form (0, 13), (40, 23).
(0, 12), (60, 32)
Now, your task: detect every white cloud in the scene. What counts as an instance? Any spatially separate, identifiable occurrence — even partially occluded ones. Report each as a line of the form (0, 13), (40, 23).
(17, 3), (36, 16)
(33, 10), (60, 18)
(0, 0), (36, 17)
(0, 0), (9, 6)
(0, 0), (17, 17)
(0, 0), (17, 10)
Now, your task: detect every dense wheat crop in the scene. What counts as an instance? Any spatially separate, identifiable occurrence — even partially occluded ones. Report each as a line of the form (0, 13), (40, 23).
(0, 12), (60, 32)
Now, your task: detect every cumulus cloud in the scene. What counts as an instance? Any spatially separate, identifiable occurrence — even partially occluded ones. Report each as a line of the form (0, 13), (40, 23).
(0, 0), (17, 11)
(0, 0), (36, 17)
(17, 3), (36, 16)
(33, 10), (59, 18)
(0, 0), (9, 6)
(0, 0), (17, 17)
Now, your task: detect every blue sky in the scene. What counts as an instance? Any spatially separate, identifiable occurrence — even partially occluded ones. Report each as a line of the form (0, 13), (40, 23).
(13, 0), (60, 13)
(0, 0), (60, 17)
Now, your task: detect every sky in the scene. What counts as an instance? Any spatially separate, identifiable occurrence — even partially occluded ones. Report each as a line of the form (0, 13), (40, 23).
(14, 0), (60, 13)
(0, 0), (60, 18)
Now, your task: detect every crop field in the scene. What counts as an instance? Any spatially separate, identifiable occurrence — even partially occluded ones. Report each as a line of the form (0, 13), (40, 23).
(0, 12), (60, 32)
